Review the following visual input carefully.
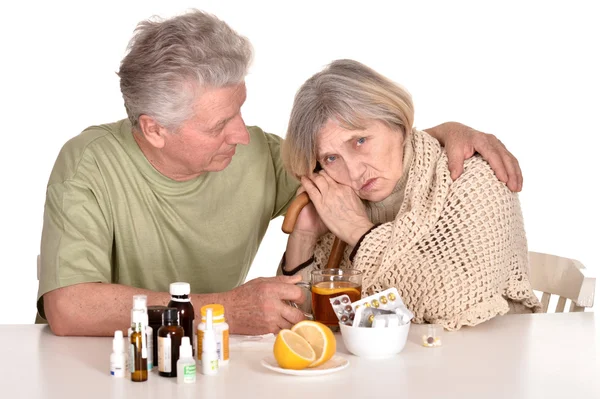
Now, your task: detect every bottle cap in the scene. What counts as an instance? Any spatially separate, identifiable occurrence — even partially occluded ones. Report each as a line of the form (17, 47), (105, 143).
(170, 282), (191, 296)
(112, 330), (124, 352)
(132, 294), (148, 310)
(148, 306), (168, 325)
(179, 336), (193, 358)
(201, 304), (225, 318)
(163, 308), (180, 325)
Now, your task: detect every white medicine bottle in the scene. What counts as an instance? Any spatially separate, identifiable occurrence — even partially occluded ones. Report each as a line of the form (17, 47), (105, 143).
(200, 308), (219, 376)
(177, 337), (196, 384)
(197, 304), (229, 366)
(110, 330), (126, 377)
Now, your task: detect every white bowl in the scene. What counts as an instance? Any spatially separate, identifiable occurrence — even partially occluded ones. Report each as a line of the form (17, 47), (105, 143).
(339, 322), (410, 358)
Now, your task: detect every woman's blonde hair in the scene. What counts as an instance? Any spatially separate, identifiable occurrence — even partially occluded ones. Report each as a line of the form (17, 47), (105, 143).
(282, 59), (414, 177)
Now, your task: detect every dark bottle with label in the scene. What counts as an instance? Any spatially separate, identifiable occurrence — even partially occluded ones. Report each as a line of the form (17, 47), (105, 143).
(148, 305), (168, 365)
(158, 308), (184, 377)
(168, 282), (195, 355)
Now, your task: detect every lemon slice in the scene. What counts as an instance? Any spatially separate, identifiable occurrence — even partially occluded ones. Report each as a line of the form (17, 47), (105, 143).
(311, 282), (361, 297)
(292, 320), (336, 367)
(273, 329), (316, 370)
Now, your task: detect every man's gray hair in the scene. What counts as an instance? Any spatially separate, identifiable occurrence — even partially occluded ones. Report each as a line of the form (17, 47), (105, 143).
(282, 59), (414, 177)
(118, 10), (253, 130)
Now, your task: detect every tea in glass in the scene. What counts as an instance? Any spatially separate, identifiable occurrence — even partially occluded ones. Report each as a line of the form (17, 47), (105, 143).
(309, 268), (363, 328)
(311, 281), (362, 327)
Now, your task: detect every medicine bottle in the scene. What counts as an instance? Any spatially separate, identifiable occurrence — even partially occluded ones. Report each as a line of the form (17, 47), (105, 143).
(110, 330), (126, 378)
(177, 337), (196, 384)
(130, 309), (148, 382)
(168, 282), (195, 355)
(127, 295), (153, 369)
(201, 308), (219, 376)
(197, 304), (229, 366)
(148, 305), (167, 365)
(158, 307), (184, 377)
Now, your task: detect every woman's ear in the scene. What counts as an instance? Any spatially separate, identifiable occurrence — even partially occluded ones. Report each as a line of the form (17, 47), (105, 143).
(138, 115), (167, 149)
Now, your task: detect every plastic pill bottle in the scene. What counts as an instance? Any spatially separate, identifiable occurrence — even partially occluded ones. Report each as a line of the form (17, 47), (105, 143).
(197, 304), (229, 366)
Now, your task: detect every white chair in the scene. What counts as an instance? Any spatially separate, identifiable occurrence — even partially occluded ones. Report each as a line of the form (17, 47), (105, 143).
(528, 251), (595, 312)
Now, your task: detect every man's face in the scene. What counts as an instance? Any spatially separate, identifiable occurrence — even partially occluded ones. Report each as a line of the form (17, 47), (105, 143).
(161, 82), (249, 179)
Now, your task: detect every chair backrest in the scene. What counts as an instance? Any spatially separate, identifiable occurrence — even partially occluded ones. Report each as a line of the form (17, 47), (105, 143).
(528, 251), (595, 312)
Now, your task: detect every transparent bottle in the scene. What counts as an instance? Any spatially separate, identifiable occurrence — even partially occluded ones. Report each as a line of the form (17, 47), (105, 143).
(197, 303), (229, 366)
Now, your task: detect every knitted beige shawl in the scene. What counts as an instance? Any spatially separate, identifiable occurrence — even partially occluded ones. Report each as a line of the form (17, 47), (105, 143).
(290, 129), (541, 330)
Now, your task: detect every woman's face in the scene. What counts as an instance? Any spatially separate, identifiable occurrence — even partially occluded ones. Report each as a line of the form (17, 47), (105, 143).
(316, 119), (405, 202)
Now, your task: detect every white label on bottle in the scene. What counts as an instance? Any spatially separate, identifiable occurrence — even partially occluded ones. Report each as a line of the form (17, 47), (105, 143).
(129, 344), (135, 373)
(211, 359), (218, 371)
(158, 336), (172, 373)
(110, 358), (125, 377)
(146, 328), (153, 369)
(183, 364), (196, 383)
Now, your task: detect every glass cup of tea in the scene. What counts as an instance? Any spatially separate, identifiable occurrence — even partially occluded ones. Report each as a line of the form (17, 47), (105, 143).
(292, 268), (363, 329)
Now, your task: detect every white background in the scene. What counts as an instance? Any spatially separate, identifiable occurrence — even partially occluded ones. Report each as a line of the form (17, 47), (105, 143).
(1, 1), (598, 324)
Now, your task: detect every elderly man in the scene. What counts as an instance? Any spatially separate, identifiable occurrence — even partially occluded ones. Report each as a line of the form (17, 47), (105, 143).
(38, 10), (523, 336)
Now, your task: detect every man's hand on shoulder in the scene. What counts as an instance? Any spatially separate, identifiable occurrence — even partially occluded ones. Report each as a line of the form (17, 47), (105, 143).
(425, 121), (523, 192)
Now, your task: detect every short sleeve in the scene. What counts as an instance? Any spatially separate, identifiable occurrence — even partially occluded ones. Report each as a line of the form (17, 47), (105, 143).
(263, 132), (300, 218)
(37, 178), (113, 319)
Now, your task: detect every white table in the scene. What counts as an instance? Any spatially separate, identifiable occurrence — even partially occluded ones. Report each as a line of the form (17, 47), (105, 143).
(1, 312), (598, 398)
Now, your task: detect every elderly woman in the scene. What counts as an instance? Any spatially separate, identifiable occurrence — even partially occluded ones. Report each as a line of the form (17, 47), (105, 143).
(281, 59), (541, 330)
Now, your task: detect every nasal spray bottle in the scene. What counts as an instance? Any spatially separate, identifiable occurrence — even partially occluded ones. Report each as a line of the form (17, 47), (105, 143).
(201, 308), (219, 376)
(128, 295), (153, 369)
(110, 330), (126, 377)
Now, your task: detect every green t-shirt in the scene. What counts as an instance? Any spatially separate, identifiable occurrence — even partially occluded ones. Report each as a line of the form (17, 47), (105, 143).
(37, 119), (299, 320)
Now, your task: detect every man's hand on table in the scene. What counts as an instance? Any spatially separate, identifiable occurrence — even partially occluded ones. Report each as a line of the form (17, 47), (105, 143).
(220, 275), (308, 335)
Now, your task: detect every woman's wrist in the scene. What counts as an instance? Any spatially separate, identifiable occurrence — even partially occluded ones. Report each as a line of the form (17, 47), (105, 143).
(346, 222), (375, 247)
(284, 231), (319, 271)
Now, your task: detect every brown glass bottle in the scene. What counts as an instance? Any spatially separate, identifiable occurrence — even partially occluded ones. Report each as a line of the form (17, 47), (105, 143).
(130, 313), (148, 382)
(158, 307), (184, 377)
(148, 305), (168, 365)
(168, 282), (195, 355)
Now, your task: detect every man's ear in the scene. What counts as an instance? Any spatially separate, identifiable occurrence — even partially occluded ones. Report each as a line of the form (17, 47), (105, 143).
(138, 115), (167, 149)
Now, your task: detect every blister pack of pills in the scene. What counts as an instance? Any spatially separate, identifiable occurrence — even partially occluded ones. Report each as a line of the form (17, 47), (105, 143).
(350, 288), (413, 327)
(329, 294), (355, 326)
(353, 307), (397, 327)
(329, 287), (414, 328)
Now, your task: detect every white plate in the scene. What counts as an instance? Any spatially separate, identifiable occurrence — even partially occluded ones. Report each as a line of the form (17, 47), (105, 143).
(261, 355), (349, 376)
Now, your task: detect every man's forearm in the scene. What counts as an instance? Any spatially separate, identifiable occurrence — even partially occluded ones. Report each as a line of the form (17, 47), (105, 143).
(44, 282), (221, 337)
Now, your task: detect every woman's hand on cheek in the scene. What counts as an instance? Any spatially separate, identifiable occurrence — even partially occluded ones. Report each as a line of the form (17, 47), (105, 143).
(301, 171), (374, 247)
